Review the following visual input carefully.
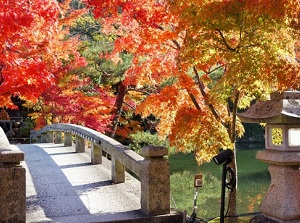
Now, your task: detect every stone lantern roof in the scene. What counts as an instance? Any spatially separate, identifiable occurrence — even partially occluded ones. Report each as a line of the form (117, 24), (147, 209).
(238, 91), (300, 124)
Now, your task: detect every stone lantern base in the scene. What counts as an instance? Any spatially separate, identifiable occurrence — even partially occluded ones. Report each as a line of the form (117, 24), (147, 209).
(252, 150), (300, 223)
(251, 214), (300, 223)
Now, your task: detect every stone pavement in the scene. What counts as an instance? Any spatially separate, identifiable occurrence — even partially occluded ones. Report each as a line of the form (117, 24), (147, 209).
(18, 143), (147, 223)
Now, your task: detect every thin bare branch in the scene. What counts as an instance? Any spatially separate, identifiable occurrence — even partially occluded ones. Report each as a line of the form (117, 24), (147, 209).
(193, 65), (226, 126)
(188, 92), (201, 110)
(230, 89), (240, 143)
(216, 28), (236, 52)
(207, 64), (225, 74)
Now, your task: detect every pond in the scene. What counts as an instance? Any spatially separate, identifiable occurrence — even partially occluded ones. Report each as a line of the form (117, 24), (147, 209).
(169, 143), (270, 220)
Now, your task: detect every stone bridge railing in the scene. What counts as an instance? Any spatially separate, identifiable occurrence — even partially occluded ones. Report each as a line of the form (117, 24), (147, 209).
(30, 123), (170, 216)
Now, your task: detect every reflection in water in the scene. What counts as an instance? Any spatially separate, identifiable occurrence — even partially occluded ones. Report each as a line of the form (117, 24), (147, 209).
(169, 143), (270, 219)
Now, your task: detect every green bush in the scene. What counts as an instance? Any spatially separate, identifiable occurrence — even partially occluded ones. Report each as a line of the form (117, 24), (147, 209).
(129, 131), (174, 154)
(20, 118), (35, 137)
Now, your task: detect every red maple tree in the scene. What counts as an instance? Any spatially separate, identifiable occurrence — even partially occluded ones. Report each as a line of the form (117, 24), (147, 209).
(85, 0), (300, 215)
(31, 75), (115, 132)
(0, 0), (86, 108)
(85, 0), (300, 160)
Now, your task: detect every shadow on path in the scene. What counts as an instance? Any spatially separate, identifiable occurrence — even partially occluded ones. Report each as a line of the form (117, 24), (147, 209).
(18, 143), (143, 223)
(19, 144), (91, 221)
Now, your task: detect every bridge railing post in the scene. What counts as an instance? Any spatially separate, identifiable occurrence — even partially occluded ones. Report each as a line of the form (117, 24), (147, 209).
(54, 131), (62, 144)
(64, 132), (73, 147)
(41, 132), (47, 143)
(0, 148), (26, 222)
(112, 157), (125, 183)
(91, 143), (102, 164)
(75, 135), (85, 153)
(140, 146), (170, 216)
(47, 131), (54, 143)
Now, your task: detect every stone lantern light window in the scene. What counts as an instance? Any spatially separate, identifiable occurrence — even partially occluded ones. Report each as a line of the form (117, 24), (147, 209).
(288, 128), (300, 146)
(239, 91), (300, 151)
(266, 125), (300, 150)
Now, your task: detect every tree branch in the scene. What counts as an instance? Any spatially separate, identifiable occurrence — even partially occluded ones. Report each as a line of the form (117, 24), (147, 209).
(230, 89), (240, 143)
(215, 28), (236, 52)
(172, 39), (181, 50)
(128, 86), (160, 95)
(188, 92), (201, 110)
(207, 64), (225, 74)
(193, 65), (226, 126)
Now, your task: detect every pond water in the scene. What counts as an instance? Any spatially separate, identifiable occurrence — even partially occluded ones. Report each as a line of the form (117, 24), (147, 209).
(169, 143), (270, 220)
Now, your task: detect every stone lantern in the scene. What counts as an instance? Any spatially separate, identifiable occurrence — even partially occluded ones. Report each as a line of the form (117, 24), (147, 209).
(238, 90), (300, 223)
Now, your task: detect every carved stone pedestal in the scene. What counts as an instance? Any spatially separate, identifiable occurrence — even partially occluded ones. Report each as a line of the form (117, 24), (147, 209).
(251, 214), (300, 223)
(253, 150), (300, 222)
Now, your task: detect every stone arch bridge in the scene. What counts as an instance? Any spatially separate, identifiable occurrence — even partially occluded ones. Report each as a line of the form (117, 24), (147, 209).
(0, 123), (182, 223)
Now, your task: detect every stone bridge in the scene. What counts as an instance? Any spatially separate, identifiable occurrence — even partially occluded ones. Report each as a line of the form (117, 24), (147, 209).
(0, 124), (183, 223)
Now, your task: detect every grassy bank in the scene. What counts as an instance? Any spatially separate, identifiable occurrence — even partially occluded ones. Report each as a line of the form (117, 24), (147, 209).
(209, 215), (254, 222)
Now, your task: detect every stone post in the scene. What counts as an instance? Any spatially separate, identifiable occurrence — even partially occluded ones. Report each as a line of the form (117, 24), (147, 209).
(47, 131), (54, 143)
(35, 135), (41, 143)
(112, 158), (125, 183)
(91, 143), (102, 164)
(0, 149), (26, 223)
(40, 133), (47, 143)
(64, 132), (72, 147)
(140, 146), (170, 216)
(75, 135), (85, 153)
(29, 130), (37, 144)
(54, 131), (62, 144)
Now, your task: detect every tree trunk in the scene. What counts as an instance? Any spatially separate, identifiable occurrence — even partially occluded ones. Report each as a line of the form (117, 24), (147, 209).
(226, 91), (240, 217)
(110, 81), (127, 138)
(227, 145), (238, 217)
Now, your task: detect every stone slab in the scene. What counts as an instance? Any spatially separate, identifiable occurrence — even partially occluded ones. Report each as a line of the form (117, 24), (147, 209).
(257, 150), (300, 166)
(142, 146), (168, 157)
(0, 149), (24, 164)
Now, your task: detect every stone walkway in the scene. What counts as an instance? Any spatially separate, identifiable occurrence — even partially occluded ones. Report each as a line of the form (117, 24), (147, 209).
(18, 143), (145, 223)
